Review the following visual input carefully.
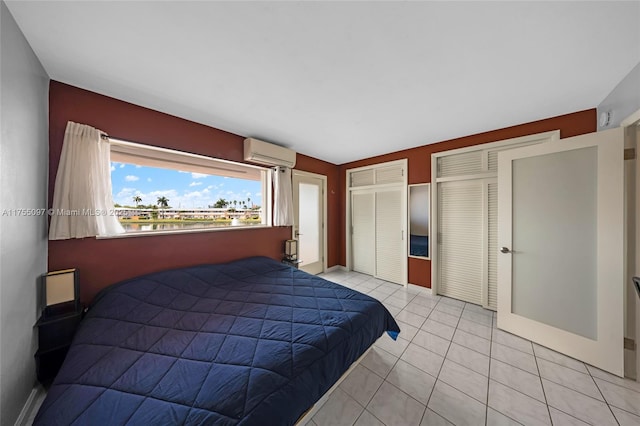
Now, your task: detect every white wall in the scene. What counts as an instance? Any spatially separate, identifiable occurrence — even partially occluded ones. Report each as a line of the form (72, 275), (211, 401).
(598, 62), (640, 131)
(0, 2), (49, 424)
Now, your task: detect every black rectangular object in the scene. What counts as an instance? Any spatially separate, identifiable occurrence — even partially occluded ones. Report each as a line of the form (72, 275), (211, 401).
(35, 346), (71, 386)
(36, 311), (82, 353)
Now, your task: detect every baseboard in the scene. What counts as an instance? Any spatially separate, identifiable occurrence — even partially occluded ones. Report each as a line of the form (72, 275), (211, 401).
(324, 265), (347, 273)
(407, 283), (436, 296)
(14, 385), (45, 426)
(624, 347), (637, 380)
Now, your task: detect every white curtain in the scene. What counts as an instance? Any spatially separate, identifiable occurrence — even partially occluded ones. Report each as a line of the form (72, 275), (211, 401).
(273, 166), (294, 226)
(49, 122), (125, 239)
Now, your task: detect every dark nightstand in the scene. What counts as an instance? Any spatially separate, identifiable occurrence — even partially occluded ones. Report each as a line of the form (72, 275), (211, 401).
(282, 258), (303, 269)
(34, 308), (83, 386)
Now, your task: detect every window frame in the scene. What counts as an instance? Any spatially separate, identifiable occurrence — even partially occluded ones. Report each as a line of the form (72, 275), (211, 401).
(101, 138), (272, 238)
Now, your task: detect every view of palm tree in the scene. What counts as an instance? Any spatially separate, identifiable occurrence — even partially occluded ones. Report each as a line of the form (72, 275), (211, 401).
(157, 196), (170, 208)
(213, 198), (229, 208)
(111, 163), (263, 232)
(157, 196), (169, 218)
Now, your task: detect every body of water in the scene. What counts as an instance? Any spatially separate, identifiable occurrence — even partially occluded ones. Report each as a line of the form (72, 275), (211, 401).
(121, 220), (260, 232)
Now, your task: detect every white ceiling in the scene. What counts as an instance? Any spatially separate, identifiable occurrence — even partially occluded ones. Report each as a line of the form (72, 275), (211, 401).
(5, 1), (640, 165)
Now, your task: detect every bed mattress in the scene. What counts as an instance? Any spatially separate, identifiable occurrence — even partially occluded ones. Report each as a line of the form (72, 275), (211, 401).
(34, 256), (399, 425)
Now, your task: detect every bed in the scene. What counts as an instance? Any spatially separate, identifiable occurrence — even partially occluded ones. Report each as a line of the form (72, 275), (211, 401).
(34, 256), (400, 425)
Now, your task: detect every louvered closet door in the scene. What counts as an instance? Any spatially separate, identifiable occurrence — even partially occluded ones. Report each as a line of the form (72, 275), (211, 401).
(375, 189), (404, 284)
(486, 181), (498, 309)
(437, 180), (484, 304)
(351, 192), (375, 275)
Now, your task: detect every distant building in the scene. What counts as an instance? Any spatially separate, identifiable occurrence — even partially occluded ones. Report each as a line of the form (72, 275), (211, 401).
(114, 207), (261, 220)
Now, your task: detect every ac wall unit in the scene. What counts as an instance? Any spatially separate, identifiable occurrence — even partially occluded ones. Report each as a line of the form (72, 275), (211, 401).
(244, 138), (297, 168)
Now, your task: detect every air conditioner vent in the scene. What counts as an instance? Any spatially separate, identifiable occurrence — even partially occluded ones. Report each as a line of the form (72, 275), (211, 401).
(244, 138), (296, 168)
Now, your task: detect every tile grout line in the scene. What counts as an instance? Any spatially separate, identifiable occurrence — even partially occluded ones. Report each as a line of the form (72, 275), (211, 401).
(488, 312), (541, 426)
(353, 283), (430, 426)
(418, 297), (464, 426)
(324, 274), (417, 426)
(347, 362), (386, 426)
(485, 312), (494, 426)
(588, 370), (622, 426)
(529, 340), (557, 425)
(393, 295), (442, 426)
(370, 283), (440, 426)
(332, 273), (637, 426)
(481, 315), (530, 426)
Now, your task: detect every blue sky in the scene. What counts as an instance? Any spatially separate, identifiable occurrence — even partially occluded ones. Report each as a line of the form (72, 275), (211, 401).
(110, 162), (261, 209)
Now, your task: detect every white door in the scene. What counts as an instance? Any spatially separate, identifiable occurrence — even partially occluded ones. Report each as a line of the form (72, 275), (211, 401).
(436, 179), (487, 305)
(351, 191), (375, 275)
(497, 127), (625, 375)
(375, 188), (406, 285)
(292, 172), (325, 275)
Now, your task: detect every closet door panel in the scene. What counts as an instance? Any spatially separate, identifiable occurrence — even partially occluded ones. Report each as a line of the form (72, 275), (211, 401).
(375, 189), (404, 284)
(487, 181), (498, 309)
(437, 181), (484, 304)
(351, 192), (375, 275)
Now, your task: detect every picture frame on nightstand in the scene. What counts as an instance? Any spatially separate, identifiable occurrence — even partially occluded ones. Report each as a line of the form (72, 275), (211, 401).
(41, 268), (79, 318)
(36, 268), (83, 385)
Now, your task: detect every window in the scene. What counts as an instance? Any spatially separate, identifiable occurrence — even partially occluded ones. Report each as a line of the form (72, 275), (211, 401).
(109, 139), (271, 234)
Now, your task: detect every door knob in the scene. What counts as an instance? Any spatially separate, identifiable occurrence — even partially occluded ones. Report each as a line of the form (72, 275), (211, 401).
(500, 247), (512, 254)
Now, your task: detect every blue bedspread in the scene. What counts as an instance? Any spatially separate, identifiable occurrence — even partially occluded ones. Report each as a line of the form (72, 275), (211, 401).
(34, 257), (399, 425)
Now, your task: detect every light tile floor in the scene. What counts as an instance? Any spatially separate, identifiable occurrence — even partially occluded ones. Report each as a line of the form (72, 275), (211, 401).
(309, 270), (640, 426)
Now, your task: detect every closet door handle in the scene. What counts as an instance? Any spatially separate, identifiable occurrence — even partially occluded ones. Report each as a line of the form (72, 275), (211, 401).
(500, 247), (512, 254)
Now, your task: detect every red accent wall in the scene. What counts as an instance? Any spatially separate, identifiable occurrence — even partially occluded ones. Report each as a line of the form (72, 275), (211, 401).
(49, 80), (596, 298)
(48, 81), (339, 303)
(338, 109), (597, 288)
(295, 154), (341, 268)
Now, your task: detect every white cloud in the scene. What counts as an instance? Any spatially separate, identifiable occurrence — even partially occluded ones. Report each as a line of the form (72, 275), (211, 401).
(148, 189), (178, 198)
(112, 172), (262, 209)
(119, 163), (125, 168)
(110, 165), (116, 172)
(113, 188), (177, 206)
(116, 187), (138, 199)
(125, 175), (139, 182)
(135, 165), (142, 168)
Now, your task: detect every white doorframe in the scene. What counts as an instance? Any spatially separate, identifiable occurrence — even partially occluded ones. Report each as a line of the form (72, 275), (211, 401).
(345, 159), (408, 285)
(622, 107), (640, 381)
(292, 170), (327, 273)
(345, 159), (407, 272)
